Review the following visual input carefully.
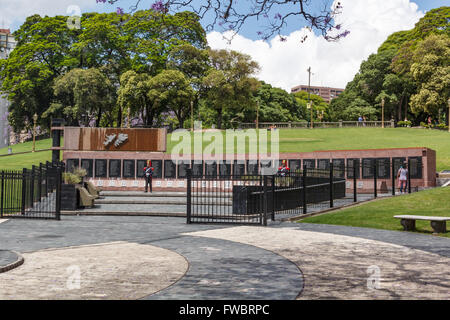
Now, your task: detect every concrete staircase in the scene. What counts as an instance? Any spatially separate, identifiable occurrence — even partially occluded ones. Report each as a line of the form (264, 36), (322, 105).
(62, 191), (231, 217)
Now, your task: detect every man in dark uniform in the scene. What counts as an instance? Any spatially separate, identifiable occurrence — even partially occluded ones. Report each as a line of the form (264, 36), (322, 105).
(143, 160), (154, 193)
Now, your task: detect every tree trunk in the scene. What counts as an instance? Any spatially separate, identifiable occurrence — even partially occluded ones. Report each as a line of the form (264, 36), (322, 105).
(217, 108), (223, 129)
(397, 95), (404, 121)
(96, 107), (102, 127)
(117, 106), (122, 128)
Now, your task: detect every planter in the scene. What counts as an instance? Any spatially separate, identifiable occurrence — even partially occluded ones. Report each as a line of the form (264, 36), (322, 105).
(61, 183), (79, 211)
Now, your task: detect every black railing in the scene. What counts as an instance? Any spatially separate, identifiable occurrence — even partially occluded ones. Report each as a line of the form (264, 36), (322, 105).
(186, 159), (418, 225)
(0, 161), (64, 220)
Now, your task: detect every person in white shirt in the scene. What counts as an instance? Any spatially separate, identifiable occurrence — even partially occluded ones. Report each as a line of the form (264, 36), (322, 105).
(397, 165), (408, 193)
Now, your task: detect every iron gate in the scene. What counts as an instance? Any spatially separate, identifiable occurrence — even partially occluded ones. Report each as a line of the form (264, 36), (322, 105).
(0, 161), (63, 220)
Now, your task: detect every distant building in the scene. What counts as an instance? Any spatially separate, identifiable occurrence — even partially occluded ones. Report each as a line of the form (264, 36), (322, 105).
(0, 29), (16, 149)
(291, 85), (344, 103)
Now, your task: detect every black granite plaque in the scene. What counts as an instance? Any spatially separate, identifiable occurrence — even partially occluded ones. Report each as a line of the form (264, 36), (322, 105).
(205, 161), (218, 177)
(362, 158), (375, 179)
(408, 157), (422, 179)
(81, 159), (93, 178)
(177, 160), (191, 179)
(164, 160), (176, 179)
(332, 159), (345, 179)
(260, 159), (272, 168)
(219, 161), (232, 177)
(303, 159), (316, 169)
(192, 161), (204, 178)
(151, 160), (162, 178)
(376, 158), (390, 179)
(95, 159), (107, 178)
(346, 158), (360, 179)
(288, 160), (301, 173)
(233, 161), (246, 176)
(136, 160), (147, 178)
(393, 157), (406, 176)
(317, 159), (330, 170)
(247, 160), (259, 175)
(109, 159), (121, 178)
(66, 159), (79, 173)
(122, 160), (135, 178)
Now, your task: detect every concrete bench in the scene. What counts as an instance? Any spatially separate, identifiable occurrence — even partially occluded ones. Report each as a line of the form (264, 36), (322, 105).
(394, 215), (450, 233)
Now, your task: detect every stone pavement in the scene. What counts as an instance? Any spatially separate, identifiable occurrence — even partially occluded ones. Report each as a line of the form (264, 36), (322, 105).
(0, 215), (449, 299)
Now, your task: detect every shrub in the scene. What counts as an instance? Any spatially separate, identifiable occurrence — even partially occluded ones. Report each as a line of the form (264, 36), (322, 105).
(397, 120), (412, 127)
(62, 172), (81, 184)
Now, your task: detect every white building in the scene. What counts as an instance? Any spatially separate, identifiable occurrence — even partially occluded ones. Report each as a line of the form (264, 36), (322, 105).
(0, 29), (16, 149)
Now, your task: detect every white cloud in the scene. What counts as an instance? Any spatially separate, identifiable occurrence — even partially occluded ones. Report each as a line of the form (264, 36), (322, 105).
(206, 0), (424, 91)
(0, 0), (96, 31)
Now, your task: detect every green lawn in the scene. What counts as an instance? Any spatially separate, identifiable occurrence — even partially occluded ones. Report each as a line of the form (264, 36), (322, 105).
(167, 127), (450, 171)
(297, 187), (450, 238)
(0, 138), (57, 171)
(0, 127), (449, 171)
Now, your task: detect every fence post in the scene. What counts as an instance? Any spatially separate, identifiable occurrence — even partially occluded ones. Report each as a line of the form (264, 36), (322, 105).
(271, 175), (275, 221)
(30, 165), (36, 205)
(373, 162), (378, 198)
(353, 163), (357, 202)
(21, 168), (27, 215)
(302, 165), (307, 214)
(330, 161), (334, 208)
(263, 175), (268, 226)
(0, 171), (4, 218)
(408, 158), (411, 194)
(38, 163), (43, 201)
(392, 160), (396, 196)
(55, 167), (62, 220)
(186, 168), (192, 224)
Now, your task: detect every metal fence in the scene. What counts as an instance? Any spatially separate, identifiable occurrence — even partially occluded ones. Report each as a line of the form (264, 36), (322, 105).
(0, 161), (64, 220)
(186, 158), (418, 225)
(239, 120), (395, 129)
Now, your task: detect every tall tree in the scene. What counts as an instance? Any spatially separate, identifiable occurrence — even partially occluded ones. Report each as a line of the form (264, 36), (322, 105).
(45, 68), (116, 127)
(202, 49), (260, 129)
(409, 34), (450, 123)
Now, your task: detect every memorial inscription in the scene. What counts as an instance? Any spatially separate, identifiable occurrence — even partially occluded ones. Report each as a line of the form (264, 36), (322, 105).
(81, 159), (93, 178)
(164, 160), (176, 179)
(95, 159), (107, 178)
(109, 159), (121, 178)
(123, 160), (135, 178)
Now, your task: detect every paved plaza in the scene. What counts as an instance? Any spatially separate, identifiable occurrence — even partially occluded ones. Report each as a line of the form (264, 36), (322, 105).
(0, 215), (449, 300)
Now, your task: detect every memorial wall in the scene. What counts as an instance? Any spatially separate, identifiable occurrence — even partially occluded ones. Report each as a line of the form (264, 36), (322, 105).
(60, 127), (436, 191)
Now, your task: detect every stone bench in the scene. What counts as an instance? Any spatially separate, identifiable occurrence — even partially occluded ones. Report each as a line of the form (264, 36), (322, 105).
(394, 215), (450, 233)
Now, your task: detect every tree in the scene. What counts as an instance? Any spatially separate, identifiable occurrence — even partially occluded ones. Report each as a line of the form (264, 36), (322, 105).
(147, 69), (194, 128)
(293, 91), (329, 122)
(99, 0), (350, 43)
(117, 70), (156, 127)
(251, 82), (302, 123)
(409, 34), (450, 123)
(0, 15), (78, 131)
(202, 49), (260, 129)
(45, 68), (116, 126)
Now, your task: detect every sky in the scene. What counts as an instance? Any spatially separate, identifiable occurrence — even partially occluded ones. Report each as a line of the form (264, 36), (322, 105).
(0, 0), (447, 91)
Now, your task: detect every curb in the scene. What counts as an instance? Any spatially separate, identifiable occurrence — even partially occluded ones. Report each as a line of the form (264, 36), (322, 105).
(0, 251), (24, 273)
(61, 211), (186, 217)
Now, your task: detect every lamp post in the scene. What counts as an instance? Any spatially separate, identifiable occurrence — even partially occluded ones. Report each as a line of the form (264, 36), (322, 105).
(381, 97), (385, 128)
(32, 113), (38, 152)
(307, 102), (313, 128)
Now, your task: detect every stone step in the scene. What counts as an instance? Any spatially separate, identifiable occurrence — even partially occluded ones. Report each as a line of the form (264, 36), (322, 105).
(99, 191), (232, 198)
(62, 203), (186, 216)
(96, 197), (232, 205)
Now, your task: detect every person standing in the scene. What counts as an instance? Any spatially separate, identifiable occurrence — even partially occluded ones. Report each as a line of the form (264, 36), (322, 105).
(397, 164), (408, 194)
(143, 160), (154, 193)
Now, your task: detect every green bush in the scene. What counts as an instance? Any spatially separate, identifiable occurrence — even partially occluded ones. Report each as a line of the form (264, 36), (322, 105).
(397, 120), (412, 127)
(62, 172), (81, 184)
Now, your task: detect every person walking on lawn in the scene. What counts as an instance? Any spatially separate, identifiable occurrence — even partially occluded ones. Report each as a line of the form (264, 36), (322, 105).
(143, 160), (154, 193)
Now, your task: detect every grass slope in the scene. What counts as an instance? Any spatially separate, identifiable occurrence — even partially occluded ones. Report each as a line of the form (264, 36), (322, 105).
(298, 187), (450, 238)
(167, 128), (450, 171)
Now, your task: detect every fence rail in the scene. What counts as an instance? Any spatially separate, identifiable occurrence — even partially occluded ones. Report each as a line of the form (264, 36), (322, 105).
(0, 161), (64, 220)
(239, 120), (395, 129)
